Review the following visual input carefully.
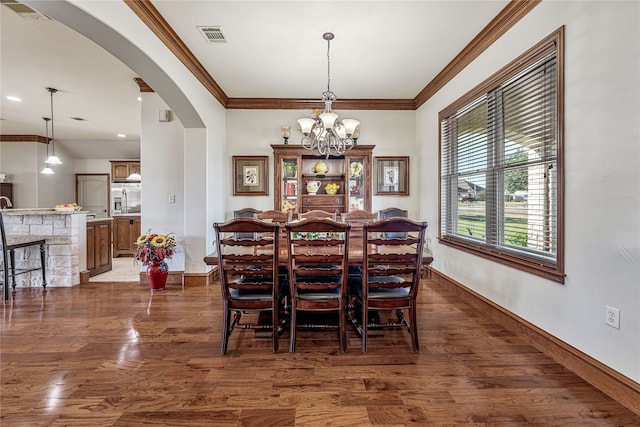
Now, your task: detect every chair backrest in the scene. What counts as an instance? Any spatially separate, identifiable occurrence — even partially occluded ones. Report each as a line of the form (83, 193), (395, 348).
(285, 218), (350, 300)
(341, 209), (378, 241)
(378, 207), (408, 220)
(214, 217), (280, 303)
(363, 217), (427, 300)
(234, 208), (263, 239)
(378, 207), (409, 238)
(255, 209), (291, 223)
(298, 209), (337, 221)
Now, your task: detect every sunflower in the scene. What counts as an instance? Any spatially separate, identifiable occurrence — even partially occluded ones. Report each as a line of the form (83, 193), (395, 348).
(136, 233), (151, 245)
(151, 235), (168, 248)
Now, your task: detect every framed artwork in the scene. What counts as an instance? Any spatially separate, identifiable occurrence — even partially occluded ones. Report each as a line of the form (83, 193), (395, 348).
(375, 156), (409, 195)
(233, 156), (268, 196)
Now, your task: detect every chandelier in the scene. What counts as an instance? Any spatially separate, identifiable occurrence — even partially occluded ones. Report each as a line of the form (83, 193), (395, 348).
(297, 32), (359, 158)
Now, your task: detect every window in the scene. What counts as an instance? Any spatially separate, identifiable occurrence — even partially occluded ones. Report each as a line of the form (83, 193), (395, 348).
(439, 28), (564, 283)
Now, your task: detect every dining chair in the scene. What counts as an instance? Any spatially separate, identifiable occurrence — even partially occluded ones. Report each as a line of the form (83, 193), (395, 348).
(214, 217), (283, 354)
(254, 209), (291, 224)
(234, 208), (263, 239)
(285, 218), (350, 353)
(297, 209), (337, 221)
(354, 217), (427, 353)
(340, 209), (378, 278)
(378, 207), (409, 238)
(0, 212), (47, 300)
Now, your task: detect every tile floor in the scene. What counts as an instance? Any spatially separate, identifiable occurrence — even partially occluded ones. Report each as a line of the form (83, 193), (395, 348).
(89, 257), (141, 282)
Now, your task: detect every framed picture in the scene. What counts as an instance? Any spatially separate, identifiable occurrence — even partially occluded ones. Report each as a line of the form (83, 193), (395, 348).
(375, 156), (409, 195)
(233, 156), (268, 196)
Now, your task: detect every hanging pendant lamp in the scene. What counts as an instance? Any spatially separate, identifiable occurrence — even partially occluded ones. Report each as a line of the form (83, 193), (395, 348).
(41, 117), (54, 175)
(45, 87), (62, 165)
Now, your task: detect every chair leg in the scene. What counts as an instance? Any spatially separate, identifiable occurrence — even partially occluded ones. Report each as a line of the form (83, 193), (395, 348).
(9, 249), (16, 290)
(339, 304), (347, 353)
(289, 303), (297, 353)
(39, 243), (47, 290)
(361, 300), (368, 353)
(272, 306), (279, 354)
(220, 302), (231, 355)
(410, 302), (419, 352)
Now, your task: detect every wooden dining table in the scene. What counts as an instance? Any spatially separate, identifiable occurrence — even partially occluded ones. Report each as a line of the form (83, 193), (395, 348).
(203, 223), (433, 271)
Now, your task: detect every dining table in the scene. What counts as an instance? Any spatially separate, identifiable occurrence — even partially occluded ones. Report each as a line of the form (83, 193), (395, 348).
(203, 223), (433, 271)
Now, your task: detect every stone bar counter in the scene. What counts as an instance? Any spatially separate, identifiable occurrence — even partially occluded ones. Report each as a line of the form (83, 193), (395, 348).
(2, 209), (87, 288)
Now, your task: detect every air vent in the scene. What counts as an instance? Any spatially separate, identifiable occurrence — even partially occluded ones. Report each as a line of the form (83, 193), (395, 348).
(1, 0), (49, 20)
(197, 26), (227, 43)
(69, 117), (86, 121)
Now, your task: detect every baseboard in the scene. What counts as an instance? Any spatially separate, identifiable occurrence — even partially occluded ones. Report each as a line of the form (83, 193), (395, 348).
(183, 273), (209, 287)
(431, 269), (640, 416)
(138, 271), (184, 286)
(79, 270), (90, 285)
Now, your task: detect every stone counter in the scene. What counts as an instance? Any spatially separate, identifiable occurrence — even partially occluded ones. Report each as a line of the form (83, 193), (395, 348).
(2, 209), (87, 288)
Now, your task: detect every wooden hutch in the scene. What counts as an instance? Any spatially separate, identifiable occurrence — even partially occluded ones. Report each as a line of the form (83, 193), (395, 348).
(272, 144), (374, 216)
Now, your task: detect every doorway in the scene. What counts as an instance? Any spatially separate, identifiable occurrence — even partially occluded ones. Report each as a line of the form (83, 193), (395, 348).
(76, 174), (110, 217)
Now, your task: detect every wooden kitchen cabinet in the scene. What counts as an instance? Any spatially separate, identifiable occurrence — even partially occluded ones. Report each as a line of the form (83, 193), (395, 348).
(0, 183), (13, 208)
(86, 219), (113, 276)
(110, 161), (141, 182)
(272, 144), (374, 215)
(113, 215), (141, 257)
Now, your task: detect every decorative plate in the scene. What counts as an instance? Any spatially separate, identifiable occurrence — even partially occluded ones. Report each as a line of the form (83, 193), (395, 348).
(349, 162), (363, 178)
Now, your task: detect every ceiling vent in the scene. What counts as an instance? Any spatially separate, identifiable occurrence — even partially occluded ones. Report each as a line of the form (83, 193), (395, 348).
(1, 0), (49, 20)
(69, 117), (86, 121)
(197, 26), (227, 43)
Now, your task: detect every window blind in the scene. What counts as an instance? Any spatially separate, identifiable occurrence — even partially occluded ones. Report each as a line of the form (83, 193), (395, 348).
(439, 28), (563, 282)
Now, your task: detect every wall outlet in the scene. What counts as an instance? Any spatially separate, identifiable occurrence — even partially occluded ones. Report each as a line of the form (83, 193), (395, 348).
(605, 306), (620, 329)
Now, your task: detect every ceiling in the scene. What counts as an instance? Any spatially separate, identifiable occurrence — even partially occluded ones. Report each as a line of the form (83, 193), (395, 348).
(0, 0), (509, 159)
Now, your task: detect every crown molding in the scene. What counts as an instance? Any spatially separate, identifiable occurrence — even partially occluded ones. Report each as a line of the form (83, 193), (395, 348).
(0, 135), (49, 144)
(413, 0), (541, 108)
(125, 0), (539, 111)
(134, 77), (154, 93)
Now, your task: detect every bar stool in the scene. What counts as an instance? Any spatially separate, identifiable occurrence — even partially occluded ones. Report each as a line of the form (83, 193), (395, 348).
(1, 212), (47, 300)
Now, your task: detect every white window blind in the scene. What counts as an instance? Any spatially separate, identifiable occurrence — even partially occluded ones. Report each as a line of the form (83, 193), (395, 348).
(439, 29), (564, 283)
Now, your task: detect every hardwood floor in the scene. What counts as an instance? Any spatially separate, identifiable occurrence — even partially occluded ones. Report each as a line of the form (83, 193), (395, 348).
(2, 279), (639, 426)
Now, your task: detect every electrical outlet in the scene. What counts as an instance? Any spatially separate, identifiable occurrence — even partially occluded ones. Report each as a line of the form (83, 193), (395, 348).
(169, 194), (175, 204)
(605, 306), (620, 329)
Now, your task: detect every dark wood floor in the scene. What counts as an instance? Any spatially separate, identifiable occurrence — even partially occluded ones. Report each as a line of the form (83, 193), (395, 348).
(2, 279), (639, 426)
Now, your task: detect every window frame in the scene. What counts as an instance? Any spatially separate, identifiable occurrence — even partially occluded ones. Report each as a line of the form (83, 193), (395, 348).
(438, 27), (565, 283)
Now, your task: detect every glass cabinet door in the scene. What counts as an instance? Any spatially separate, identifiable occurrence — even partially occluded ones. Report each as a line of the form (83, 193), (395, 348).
(346, 157), (366, 212)
(281, 158), (299, 214)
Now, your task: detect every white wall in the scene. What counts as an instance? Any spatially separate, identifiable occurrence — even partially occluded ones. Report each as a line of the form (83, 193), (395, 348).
(225, 109), (418, 219)
(0, 140), (75, 208)
(417, 1), (640, 381)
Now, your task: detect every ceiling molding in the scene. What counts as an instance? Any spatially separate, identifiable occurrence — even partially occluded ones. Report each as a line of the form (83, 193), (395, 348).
(124, 0), (228, 106)
(226, 98), (416, 111)
(124, 0), (538, 111)
(0, 135), (49, 144)
(134, 78), (154, 92)
(413, 0), (541, 108)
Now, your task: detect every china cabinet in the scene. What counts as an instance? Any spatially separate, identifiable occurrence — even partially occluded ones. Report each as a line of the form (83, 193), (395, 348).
(272, 144), (374, 215)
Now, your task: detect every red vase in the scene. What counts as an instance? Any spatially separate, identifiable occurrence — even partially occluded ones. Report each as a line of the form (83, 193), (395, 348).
(147, 261), (169, 290)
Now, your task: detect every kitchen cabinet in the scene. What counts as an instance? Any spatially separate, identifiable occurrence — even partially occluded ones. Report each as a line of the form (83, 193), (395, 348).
(113, 215), (141, 257)
(87, 219), (113, 276)
(110, 161), (141, 182)
(272, 144), (374, 215)
(0, 183), (13, 208)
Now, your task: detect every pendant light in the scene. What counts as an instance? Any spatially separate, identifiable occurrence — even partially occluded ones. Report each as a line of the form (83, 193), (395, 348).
(41, 117), (54, 175)
(45, 87), (62, 165)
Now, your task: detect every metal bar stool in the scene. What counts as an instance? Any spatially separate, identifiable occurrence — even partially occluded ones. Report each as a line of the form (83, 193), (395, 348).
(1, 212), (47, 300)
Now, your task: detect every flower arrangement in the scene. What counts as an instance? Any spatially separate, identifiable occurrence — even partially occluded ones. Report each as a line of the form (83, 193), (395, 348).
(133, 230), (177, 265)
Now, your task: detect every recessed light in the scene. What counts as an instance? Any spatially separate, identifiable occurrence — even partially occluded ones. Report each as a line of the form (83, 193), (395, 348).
(6, 96), (21, 102)
(117, 133), (126, 138)
(137, 97), (142, 101)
